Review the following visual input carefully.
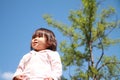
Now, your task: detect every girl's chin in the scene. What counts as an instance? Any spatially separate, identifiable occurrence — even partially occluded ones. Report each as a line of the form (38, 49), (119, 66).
(34, 49), (40, 52)
(33, 48), (42, 51)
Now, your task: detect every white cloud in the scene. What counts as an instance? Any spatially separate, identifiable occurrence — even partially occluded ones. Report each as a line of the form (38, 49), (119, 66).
(0, 72), (14, 80)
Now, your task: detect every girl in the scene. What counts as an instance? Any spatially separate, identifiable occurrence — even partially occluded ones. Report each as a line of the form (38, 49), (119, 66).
(13, 28), (62, 80)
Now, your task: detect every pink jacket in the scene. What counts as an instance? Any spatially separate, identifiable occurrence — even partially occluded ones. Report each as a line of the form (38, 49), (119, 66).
(13, 50), (62, 80)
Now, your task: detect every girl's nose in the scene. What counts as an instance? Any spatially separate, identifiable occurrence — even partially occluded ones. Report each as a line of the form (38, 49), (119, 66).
(34, 37), (39, 41)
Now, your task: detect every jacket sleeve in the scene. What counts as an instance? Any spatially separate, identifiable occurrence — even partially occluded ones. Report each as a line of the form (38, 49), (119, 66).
(13, 54), (30, 79)
(49, 51), (62, 80)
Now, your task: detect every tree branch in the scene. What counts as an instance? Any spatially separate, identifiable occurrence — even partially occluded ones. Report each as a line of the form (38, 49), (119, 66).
(97, 62), (120, 71)
(95, 38), (104, 68)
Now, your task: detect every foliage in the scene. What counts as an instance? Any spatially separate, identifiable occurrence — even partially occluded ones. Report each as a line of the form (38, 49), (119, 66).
(43, 0), (120, 80)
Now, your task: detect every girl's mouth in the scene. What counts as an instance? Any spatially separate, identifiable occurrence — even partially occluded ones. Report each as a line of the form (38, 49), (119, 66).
(32, 42), (38, 46)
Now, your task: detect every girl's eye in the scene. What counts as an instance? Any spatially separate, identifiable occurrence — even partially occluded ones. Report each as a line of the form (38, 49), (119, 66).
(38, 35), (43, 38)
(32, 33), (44, 39)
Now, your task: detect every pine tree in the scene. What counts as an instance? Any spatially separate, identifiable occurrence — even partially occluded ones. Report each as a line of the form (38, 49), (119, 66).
(43, 0), (120, 80)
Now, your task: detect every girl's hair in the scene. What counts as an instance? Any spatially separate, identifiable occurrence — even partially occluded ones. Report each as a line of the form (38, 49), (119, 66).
(31, 28), (57, 51)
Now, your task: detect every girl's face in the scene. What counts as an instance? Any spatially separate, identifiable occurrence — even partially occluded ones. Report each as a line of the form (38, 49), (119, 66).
(31, 35), (48, 51)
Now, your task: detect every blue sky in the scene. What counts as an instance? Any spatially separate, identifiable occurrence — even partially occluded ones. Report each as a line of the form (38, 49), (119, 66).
(0, 0), (120, 80)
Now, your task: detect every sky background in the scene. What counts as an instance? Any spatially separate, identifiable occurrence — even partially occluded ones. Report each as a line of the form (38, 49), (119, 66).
(0, 0), (120, 80)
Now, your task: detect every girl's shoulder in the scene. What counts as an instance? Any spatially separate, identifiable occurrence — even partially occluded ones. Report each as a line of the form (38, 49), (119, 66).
(45, 49), (59, 54)
(45, 50), (60, 58)
(22, 51), (33, 59)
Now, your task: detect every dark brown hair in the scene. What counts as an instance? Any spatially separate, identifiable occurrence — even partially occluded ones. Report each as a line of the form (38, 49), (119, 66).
(31, 28), (57, 51)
